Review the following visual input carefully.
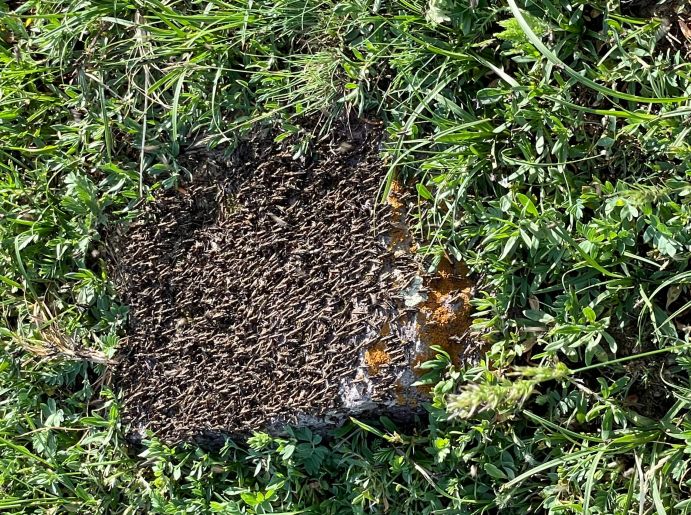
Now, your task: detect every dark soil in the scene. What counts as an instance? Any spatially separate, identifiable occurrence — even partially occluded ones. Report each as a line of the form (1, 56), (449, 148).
(110, 117), (423, 442)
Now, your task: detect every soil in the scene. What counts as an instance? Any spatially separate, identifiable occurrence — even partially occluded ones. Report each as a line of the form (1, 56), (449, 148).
(110, 117), (478, 443)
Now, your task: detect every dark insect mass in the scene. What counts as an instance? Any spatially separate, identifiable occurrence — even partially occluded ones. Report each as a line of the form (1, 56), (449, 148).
(111, 118), (423, 442)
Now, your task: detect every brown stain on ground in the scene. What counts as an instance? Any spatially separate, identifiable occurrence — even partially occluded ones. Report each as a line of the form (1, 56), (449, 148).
(393, 258), (474, 399)
(365, 342), (391, 375)
(386, 180), (418, 253)
(367, 179), (475, 380)
(387, 180), (405, 210)
(416, 259), (473, 369)
(364, 182), (412, 378)
(365, 321), (392, 375)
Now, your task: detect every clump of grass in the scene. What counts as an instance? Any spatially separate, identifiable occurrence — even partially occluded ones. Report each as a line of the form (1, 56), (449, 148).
(2, 0), (691, 512)
(447, 363), (571, 418)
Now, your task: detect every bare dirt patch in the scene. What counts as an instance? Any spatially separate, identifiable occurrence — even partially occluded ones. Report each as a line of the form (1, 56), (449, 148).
(110, 118), (477, 442)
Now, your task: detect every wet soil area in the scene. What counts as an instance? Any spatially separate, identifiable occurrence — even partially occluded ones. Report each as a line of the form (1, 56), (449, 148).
(110, 117), (477, 442)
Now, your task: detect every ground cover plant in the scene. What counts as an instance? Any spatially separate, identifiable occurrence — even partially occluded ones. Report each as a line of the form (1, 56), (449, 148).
(2, 0), (691, 512)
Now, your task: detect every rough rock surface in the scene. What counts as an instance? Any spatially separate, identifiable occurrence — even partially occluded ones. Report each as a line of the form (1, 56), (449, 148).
(110, 118), (475, 443)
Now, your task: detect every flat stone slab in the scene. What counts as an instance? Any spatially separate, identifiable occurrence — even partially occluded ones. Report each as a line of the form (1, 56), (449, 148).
(110, 119), (474, 443)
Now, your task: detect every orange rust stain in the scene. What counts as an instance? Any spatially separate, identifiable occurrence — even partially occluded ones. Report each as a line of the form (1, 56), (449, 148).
(415, 259), (473, 369)
(387, 180), (405, 210)
(385, 179), (475, 371)
(386, 180), (411, 251)
(364, 321), (393, 375)
(365, 342), (391, 375)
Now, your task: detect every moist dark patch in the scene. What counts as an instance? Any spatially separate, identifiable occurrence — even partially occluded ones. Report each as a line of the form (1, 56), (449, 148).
(111, 118), (424, 442)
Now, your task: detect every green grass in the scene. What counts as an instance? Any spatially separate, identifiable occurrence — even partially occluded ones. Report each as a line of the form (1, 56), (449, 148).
(2, 0), (691, 512)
